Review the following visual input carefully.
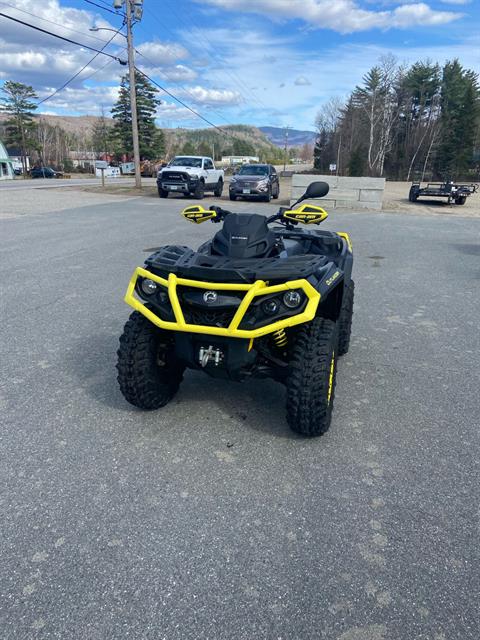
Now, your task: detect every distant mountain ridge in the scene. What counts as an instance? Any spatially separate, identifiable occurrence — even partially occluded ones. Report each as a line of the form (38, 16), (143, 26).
(259, 126), (317, 148)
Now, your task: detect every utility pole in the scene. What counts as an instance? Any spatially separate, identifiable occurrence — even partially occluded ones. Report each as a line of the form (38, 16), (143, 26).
(125, 0), (141, 188)
(283, 126), (291, 172)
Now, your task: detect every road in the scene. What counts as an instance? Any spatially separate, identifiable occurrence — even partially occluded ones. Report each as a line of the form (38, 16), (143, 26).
(1, 190), (479, 639)
(0, 176), (153, 191)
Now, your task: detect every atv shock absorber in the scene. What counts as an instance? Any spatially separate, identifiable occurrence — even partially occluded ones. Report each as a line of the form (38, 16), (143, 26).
(273, 328), (288, 347)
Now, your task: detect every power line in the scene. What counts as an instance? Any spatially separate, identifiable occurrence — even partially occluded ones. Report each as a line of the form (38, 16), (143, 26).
(135, 67), (236, 139)
(160, 0), (270, 112)
(134, 48), (237, 128)
(0, 1), (115, 45)
(83, 0), (123, 17)
(37, 27), (125, 105)
(0, 12), (126, 63)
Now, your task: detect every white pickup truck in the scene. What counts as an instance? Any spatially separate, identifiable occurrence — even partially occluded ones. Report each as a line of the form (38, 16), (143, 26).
(157, 156), (224, 199)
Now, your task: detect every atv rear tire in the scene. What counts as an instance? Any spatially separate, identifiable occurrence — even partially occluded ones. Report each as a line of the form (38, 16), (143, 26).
(286, 318), (338, 437)
(455, 196), (466, 205)
(117, 311), (184, 410)
(338, 280), (354, 356)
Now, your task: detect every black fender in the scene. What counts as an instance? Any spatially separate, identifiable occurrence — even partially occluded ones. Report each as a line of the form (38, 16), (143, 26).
(314, 262), (345, 322)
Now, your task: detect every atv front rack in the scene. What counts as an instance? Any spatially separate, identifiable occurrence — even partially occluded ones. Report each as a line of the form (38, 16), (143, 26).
(125, 267), (321, 339)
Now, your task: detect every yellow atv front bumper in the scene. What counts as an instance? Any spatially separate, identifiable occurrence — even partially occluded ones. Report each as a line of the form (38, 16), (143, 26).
(124, 266), (321, 339)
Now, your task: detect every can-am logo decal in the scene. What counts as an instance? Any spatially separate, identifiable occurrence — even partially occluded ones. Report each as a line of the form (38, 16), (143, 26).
(203, 291), (218, 303)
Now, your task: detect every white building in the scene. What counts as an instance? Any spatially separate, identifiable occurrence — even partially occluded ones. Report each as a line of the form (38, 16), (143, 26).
(0, 140), (14, 179)
(7, 147), (30, 173)
(221, 155), (260, 166)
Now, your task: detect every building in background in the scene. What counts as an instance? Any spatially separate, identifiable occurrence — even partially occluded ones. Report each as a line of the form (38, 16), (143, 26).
(221, 155), (259, 166)
(5, 146), (30, 174)
(0, 139), (14, 179)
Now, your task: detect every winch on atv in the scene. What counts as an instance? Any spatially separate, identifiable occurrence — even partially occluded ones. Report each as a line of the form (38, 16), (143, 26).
(117, 181), (354, 437)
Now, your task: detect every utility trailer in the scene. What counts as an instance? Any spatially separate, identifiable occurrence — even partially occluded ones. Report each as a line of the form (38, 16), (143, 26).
(409, 181), (478, 205)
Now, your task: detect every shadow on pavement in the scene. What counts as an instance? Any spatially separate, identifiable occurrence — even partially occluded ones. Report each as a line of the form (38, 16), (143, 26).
(67, 329), (295, 438)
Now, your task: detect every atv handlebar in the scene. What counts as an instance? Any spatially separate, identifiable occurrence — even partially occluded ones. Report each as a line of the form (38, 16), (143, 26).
(208, 205), (314, 228)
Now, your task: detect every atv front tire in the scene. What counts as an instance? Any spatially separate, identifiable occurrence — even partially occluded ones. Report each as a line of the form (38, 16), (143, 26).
(117, 311), (184, 410)
(338, 280), (354, 356)
(286, 318), (338, 437)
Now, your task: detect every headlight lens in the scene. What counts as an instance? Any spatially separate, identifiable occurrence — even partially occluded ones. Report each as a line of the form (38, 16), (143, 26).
(262, 299), (279, 315)
(283, 290), (303, 309)
(140, 278), (158, 295)
(257, 179), (269, 187)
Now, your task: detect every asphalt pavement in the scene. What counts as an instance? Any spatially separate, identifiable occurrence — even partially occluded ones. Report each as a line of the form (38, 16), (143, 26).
(1, 191), (479, 639)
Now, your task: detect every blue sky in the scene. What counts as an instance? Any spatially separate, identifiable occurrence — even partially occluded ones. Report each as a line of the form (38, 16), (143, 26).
(0, 0), (479, 130)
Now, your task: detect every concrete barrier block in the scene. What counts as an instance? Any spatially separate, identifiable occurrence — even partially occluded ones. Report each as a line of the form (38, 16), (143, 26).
(292, 175), (338, 189)
(359, 189), (383, 202)
(335, 199), (382, 210)
(325, 189), (360, 200)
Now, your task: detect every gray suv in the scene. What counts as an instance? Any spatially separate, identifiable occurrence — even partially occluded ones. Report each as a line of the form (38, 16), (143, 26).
(229, 164), (279, 202)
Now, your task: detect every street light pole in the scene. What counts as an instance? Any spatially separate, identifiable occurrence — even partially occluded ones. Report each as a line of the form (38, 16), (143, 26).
(283, 126), (291, 172)
(125, 0), (141, 189)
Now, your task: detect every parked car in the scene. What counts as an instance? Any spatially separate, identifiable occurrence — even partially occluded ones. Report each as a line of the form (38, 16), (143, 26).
(229, 164), (280, 202)
(157, 156), (224, 199)
(30, 166), (63, 179)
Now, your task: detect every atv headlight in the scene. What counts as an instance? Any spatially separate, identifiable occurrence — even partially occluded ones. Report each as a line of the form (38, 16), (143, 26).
(140, 278), (158, 295)
(262, 298), (279, 315)
(283, 290), (303, 309)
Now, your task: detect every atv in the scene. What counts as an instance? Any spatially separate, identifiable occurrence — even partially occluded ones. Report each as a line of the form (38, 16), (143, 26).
(117, 181), (354, 437)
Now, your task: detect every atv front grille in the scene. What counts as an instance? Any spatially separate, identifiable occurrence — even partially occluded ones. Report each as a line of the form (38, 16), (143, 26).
(181, 306), (238, 328)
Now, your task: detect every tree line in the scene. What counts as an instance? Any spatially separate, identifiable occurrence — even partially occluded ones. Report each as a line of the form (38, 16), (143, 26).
(314, 56), (480, 181)
(0, 73), (167, 171)
(0, 72), (292, 171)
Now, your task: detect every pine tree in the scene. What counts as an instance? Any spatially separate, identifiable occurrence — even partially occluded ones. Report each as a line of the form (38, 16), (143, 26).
(111, 72), (165, 160)
(0, 81), (38, 173)
(434, 60), (480, 179)
(348, 147), (364, 176)
(181, 141), (196, 155)
(313, 129), (328, 171)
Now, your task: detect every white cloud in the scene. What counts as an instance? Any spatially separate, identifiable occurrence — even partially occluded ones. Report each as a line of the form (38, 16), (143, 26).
(136, 40), (189, 65)
(156, 102), (194, 121)
(179, 86), (243, 106)
(38, 86), (120, 115)
(295, 76), (311, 86)
(201, 0), (462, 33)
(0, 0), (194, 107)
